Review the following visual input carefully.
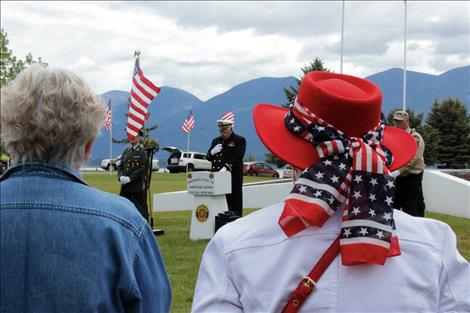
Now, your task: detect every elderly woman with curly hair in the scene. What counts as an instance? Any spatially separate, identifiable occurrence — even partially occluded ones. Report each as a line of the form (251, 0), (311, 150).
(0, 65), (171, 313)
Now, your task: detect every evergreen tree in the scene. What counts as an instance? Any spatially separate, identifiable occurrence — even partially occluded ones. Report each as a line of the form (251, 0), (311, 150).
(421, 124), (440, 165)
(265, 58), (330, 166)
(426, 98), (470, 166)
(283, 57), (331, 107)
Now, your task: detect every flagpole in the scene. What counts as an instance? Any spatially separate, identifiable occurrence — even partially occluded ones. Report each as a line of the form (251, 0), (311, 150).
(109, 101), (112, 175)
(187, 131), (191, 152)
(403, 0), (407, 111)
(340, 0), (345, 74)
(186, 131), (191, 172)
(134, 49), (142, 129)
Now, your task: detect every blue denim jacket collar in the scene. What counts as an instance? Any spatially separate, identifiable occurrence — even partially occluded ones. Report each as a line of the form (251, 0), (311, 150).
(1, 158), (88, 186)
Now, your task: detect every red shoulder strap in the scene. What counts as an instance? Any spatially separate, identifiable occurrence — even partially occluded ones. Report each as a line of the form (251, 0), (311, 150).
(282, 235), (341, 313)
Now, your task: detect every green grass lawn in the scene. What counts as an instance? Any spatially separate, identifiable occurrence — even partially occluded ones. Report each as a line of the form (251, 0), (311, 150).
(83, 171), (470, 313)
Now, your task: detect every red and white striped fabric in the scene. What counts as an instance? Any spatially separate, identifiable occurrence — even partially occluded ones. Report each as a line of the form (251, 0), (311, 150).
(217, 112), (234, 124)
(182, 110), (195, 133)
(126, 63), (160, 140)
(104, 102), (112, 131)
(350, 138), (390, 175)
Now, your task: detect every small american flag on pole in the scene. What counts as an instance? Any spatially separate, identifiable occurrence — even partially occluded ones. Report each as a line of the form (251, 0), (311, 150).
(126, 56), (160, 140)
(182, 109), (195, 133)
(104, 100), (112, 131)
(218, 112), (234, 123)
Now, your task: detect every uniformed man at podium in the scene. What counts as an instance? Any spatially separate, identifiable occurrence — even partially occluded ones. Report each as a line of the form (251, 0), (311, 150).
(207, 112), (246, 217)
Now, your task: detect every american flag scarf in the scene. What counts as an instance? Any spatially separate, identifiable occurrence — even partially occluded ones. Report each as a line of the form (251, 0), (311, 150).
(281, 98), (400, 265)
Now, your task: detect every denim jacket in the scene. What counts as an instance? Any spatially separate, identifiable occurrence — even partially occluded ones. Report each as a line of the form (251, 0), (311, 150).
(0, 161), (171, 313)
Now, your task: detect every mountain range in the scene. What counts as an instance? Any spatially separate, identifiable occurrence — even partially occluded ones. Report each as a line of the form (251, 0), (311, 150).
(90, 65), (470, 167)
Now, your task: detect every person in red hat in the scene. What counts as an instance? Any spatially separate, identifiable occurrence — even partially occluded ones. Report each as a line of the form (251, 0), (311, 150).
(191, 72), (469, 313)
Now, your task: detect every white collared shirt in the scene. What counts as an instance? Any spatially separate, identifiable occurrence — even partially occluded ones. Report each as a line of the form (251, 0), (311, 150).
(192, 204), (470, 313)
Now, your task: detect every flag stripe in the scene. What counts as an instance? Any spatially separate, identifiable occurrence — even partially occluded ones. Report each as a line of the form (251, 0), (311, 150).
(284, 194), (336, 216)
(132, 79), (153, 103)
(366, 144), (373, 172)
(130, 90), (150, 109)
(138, 69), (160, 94)
(134, 74), (158, 98)
(295, 178), (346, 202)
(128, 118), (142, 129)
(342, 219), (393, 232)
(127, 127), (139, 138)
(219, 112), (234, 122)
(130, 98), (147, 115)
(128, 109), (145, 125)
(129, 107), (146, 123)
(340, 237), (391, 249)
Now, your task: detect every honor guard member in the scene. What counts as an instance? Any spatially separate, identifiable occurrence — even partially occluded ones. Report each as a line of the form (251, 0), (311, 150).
(207, 113), (246, 217)
(118, 132), (149, 221)
(392, 110), (426, 217)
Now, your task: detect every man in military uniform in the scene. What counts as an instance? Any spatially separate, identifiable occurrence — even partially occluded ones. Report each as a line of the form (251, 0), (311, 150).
(207, 115), (246, 217)
(392, 110), (426, 216)
(118, 135), (149, 220)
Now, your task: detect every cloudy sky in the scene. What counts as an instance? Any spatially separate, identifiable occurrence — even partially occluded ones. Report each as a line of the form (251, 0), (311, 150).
(1, 1), (469, 100)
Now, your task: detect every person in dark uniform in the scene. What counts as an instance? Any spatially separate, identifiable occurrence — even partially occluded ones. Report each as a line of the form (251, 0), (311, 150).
(207, 114), (246, 217)
(118, 134), (149, 221)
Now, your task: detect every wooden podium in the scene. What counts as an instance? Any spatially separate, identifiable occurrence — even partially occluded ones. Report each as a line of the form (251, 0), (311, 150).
(188, 171), (231, 240)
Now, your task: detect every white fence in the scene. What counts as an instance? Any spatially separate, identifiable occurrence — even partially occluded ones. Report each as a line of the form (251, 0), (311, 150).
(153, 170), (470, 219)
(423, 170), (470, 218)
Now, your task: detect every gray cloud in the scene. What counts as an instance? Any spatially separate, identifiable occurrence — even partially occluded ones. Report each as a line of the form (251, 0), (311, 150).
(1, 1), (468, 100)
(435, 34), (469, 55)
(109, 1), (344, 37)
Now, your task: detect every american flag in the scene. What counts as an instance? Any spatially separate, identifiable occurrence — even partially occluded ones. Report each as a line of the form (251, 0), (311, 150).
(182, 109), (195, 133)
(104, 100), (112, 131)
(280, 99), (398, 265)
(126, 58), (160, 140)
(219, 112), (234, 123)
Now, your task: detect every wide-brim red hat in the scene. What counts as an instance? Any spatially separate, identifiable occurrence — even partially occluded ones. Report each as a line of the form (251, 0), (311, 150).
(253, 72), (416, 171)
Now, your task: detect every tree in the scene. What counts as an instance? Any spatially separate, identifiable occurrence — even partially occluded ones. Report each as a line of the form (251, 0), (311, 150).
(426, 98), (470, 166)
(1, 29), (23, 87)
(265, 58), (331, 166)
(420, 124), (440, 165)
(264, 153), (287, 168)
(1, 28), (47, 87)
(283, 57), (331, 107)
(1, 28), (47, 156)
(244, 154), (255, 162)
